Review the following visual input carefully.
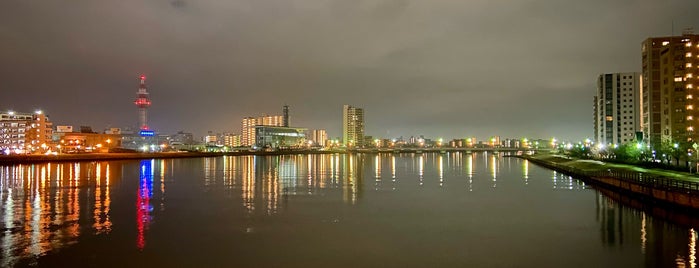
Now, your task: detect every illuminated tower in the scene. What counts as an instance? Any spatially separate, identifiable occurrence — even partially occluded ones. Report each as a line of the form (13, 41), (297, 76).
(134, 75), (152, 130)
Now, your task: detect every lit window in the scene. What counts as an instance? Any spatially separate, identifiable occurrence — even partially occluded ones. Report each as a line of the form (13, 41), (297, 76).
(688, 105), (694, 110)
(689, 73), (694, 78)
(676, 77), (685, 82)
(663, 41), (670, 46)
(688, 53), (694, 57)
(689, 116), (694, 121)
(689, 126), (695, 131)
(688, 42), (693, 47)
(689, 84), (695, 89)
(688, 63), (694, 68)
(606, 116), (613, 121)
(688, 94), (694, 99)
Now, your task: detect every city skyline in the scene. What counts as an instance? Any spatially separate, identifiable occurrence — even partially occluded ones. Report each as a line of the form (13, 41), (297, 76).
(1, 1), (698, 140)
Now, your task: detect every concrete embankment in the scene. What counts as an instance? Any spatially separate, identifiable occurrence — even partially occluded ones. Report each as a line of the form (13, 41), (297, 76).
(521, 155), (699, 210)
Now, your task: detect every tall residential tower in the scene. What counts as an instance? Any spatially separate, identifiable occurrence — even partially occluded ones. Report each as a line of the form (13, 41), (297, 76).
(342, 105), (364, 147)
(642, 31), (699, 146)
(594, 73), (641, 145)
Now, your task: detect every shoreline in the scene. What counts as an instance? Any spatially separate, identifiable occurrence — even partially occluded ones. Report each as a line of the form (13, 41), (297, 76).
(520, 154), (699, 210)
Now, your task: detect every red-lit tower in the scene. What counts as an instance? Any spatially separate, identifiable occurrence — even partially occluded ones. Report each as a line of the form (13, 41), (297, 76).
(134, 75), (152, 130)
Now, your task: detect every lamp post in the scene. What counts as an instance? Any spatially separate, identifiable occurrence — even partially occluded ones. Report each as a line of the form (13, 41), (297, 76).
(694, 143), (699, 174)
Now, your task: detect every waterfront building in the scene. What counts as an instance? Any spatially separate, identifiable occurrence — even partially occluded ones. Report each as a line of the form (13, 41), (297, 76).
(241, 117), (257, 146)
(489, 136), (501, 147)
(0, 110), (52, 154)
(642, 32), (699, 146)
(310, 129), (327, 147)
(242, 113), (285, 147)
(594, 72), (641, 145)
(222, 132), (241, 147)
(342, 105), (365, 147)
(53, 132), (121, 153)
(254, 126), (307, 149)
(204, 133), (217, 145)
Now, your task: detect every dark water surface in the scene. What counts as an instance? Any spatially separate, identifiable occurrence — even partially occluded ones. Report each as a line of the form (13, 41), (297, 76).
(1, 153), (697, 267)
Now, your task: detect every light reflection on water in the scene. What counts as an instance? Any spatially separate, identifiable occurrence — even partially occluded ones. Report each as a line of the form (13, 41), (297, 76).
(0, 153), (697, 267)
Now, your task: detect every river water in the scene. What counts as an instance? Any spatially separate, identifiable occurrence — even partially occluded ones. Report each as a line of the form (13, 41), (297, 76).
(0, 153), (697, 267)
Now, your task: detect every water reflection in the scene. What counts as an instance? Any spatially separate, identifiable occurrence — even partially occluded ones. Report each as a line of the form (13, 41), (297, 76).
(595, 192), (698, 267)
(1, 154), (699, 266)
(136, 160), (153, 250)
(0, 161), (122, 266)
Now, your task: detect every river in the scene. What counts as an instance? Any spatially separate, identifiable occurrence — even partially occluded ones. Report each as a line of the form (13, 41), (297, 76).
(0, 153), (696, 267)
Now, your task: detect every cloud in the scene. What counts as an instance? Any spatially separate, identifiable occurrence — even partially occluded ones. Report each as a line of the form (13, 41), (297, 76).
(0, 0), (697, 140)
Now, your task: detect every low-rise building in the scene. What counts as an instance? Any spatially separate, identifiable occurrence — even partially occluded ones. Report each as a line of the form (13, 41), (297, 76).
(255, 126), (307, 149)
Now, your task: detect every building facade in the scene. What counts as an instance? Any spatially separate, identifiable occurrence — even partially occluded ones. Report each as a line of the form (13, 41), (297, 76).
(642, 32), (699, 146)
(241, 117), (257, 147)
(310, 129), (328, 147)
(255, 126), (307, 149)
(222, 132), (241, 147)
(342, 105), (364, 147)
(0, 111), (53, 154)
(594, 72), (641, 145)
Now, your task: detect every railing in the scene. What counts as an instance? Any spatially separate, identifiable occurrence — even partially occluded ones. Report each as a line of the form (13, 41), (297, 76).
(527, 157), (699, 194)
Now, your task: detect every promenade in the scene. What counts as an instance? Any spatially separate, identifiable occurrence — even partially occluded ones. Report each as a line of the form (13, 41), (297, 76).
(522, 153), (699, 209)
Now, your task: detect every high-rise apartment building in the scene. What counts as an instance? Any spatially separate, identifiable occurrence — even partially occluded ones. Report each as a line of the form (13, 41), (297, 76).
(342, 105), (364, 147)
(241, 117), (257, 147)
(642, 32), (699, 146)
(310, 129), (327, 147)
(594, 73), (641, 145)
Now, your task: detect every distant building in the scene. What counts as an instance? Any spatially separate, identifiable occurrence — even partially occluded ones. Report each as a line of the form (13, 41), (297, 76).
(170, 131), (194, 145)
(594, 72), (641, 145)
(310, 129), (327, 147)
(0, 110), (52, 154)
(105, 127), (121, 134)
(56, 125), (74, 133)
(242, 112), (285, 147)
(204, 132), (217, 145)
(642, 32), (699, 146)
(283, 105), (290, 127)
(241, 117), (257, 146)
(54, 132), (121, 153)
(489, 136), (501, 147)
(222, 133), (241, 147)
(255, 126), (307, 149)
(342, 105), (364, 147)
(257, 115), (284, 126)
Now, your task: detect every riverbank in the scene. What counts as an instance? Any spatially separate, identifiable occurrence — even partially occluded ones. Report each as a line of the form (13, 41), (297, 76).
(521, 153), (699, 210)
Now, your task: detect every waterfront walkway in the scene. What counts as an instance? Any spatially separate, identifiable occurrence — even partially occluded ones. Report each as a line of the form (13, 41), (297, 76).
(523, 153), (699, 209)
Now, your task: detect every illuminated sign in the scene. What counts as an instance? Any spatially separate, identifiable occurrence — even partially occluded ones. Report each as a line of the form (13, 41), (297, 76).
(139, 130), (155, 137)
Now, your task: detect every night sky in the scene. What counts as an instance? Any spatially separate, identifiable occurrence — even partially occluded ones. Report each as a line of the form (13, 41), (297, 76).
(1, 1), (698, 141)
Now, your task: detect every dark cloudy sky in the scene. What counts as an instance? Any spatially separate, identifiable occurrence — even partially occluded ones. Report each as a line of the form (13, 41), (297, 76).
(1, 0), (698, 141)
